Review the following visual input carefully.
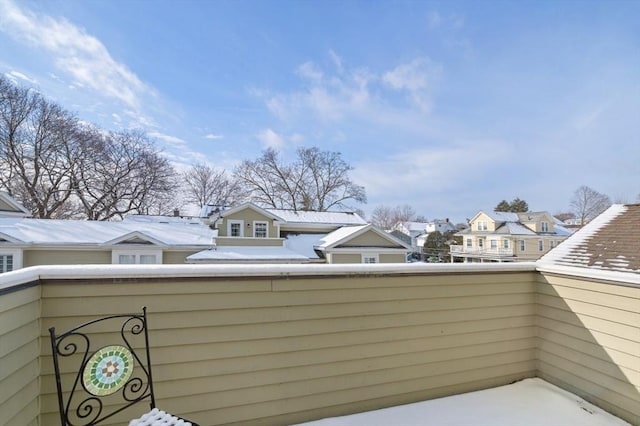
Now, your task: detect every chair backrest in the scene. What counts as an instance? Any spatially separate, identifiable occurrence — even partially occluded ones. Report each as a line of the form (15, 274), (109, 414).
(49, 307), (156, 425)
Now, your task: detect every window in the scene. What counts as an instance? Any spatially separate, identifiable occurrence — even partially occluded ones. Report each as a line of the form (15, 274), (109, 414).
(503, 239), (509, 249)
(228, 220), (243, 237)
(490, 240), (497, 249)
(477, 221), (487, 231)
(538, 240), (544, 251)
(520, 240), (525, 251)
(254, 221), (268, 238)
(466, 238), (472, 248)
(112, 250), (162, 265)
(362, 254), (378, 264)
(0, 254), (13, 273)
(478, 239), (484, 249)
(541, 222), (549, 232)
(549, 240), (555, 249)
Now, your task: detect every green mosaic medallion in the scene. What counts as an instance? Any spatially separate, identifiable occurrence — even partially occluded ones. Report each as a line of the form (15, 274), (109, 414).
(82, 345), (134, 396)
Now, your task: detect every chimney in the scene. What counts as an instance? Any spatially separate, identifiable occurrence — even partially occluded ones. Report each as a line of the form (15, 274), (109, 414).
(446, 218), (449, 223)
(173, 208), (180, 217)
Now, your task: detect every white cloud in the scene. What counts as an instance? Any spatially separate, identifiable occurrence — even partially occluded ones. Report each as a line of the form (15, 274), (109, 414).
(148, 131), (187, 147)
(427, 11), (442, 29)
(5, 70), (37, 84)
(296, 61), (323, 82)
(0, 0), (153, 109)
(328, 49), (344, 74)
(257, 128), (286, 149)
(204, 133), (224, 140)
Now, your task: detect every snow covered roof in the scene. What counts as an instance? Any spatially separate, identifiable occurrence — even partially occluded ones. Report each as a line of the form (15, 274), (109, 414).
(296, 378), (628, 426)
(284, 234), (324, 259)
(267, 208), (366, 226)
(186, 246), (310, 262)
(0, 192), (30, 218)
(0, 218), (215, 247)
(496, 222), (537, 235)
(315, 225), (410, 250)
(539, 204), (640, 274)
(483, 211), (519, 222)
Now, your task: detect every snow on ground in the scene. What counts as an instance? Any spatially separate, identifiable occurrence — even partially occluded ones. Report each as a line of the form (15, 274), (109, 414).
(297, 378), (630, 426)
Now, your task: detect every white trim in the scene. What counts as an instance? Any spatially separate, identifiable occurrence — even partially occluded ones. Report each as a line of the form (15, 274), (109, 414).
(253, 221), (269, 238)
(111, 249), (163, 265)
(227, 220), (244, 237)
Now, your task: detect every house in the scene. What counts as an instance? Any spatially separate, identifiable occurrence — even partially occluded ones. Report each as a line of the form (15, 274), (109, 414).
(393, 219), (457, 253)
(0, 215), (217, 272)
(0, 192), (31, 218)
(189, 203), (410, 264)
(451, 210), (572, 262)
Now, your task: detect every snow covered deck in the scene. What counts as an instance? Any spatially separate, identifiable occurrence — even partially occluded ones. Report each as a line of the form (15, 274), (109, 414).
(298, 378), (630, 426)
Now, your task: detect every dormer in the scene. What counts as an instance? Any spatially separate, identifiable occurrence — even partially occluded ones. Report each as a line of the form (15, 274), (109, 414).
(215, 203), (283, 239)
(517, 212), (555, 234)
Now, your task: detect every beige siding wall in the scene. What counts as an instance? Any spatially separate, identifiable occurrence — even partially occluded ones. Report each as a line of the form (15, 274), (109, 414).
(163, 251), (199, 264)
(330, 253), (362, 264)
(339, 231), (399, 248)
(380, 253), (407, 263)
(0, 285), (40, 426)
(536, 273), (640, 423)
(23, 249), (111, 267)
(218, 210), (277, 238)
(2, 267), (638, 425)
(215, 237), (284, 247)
(36, 271), (538, 425)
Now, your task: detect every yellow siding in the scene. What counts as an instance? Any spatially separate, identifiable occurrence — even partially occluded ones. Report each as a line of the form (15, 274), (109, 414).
(380, 253), (406, 263)
(0, 286), (40, 426)
(2, 267), (638, 426)
(536, 273), (640, 423)
(339, 230), (401, 248)
(23, 249), (111, 266)
(215, 237), (284, 247)
(37, 272), (537, 425)
(218, 209), (277, 238)
(331, 253), (362, 263)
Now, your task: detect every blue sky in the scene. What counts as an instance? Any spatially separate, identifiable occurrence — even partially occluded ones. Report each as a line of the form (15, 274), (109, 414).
(0, 0), (638, 222)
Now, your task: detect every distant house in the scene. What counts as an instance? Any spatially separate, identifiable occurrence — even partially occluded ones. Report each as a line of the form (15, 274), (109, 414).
(0, 215), (216, 273)
(539, 204), (639, 273)
(451, 210), (572, 263)
(393, 219), (457, 252)
(0, 192), (31, 218)
(190, 203), (410, 264)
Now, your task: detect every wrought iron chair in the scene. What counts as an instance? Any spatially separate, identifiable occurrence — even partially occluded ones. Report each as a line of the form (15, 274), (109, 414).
(49, 307), (197, 426)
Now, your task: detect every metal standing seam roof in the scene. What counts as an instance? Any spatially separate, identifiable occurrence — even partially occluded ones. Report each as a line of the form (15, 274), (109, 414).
(266, 208), (367, 225)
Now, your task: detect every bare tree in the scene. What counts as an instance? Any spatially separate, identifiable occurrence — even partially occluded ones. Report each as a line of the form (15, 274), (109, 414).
(570, 185), (611, 225)
(73, 129), (177, 220)
(183, 163), (244, 208)
(0, 76), (79, 218)
(370, 205), (396, 230)
(370, 204), (418, 230)
(234, 147), (366, 211)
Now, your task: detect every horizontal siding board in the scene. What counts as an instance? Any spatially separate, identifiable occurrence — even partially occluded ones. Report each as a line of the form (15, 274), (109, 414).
(537, 293), (640, 326)
(538, 273), (640, 299)
(536, 303), (639, 342)
(0, 319), (38, 358)
(0, 360), (38, 407)
(0, 301), (40, 336)
(4, 398), (39, 426)
(0, 378), (39, 426)
(537, 327), (640, 372)
(537, 340), (639, 387)
(0, 339), (39, 382)
(0, 286), (39, 311)
(538, 361), (640, 422)
(537, 283), (640, 312)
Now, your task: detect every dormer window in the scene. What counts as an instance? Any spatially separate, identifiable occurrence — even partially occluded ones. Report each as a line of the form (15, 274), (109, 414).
(541, 222), (549, 232)
(254, 221), (268, 238)
(477, 221), (488, 231)
(228, 220), (244, 237)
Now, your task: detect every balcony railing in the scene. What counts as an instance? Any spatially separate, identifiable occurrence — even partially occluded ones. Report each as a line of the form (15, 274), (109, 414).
(450, 245), (515, 257)
(1, 263), (638, 425)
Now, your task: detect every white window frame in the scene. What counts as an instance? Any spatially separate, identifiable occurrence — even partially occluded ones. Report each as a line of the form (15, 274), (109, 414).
(466, 238), (472, 248)
(490, 239), (497, 249)
(541, 222), (549, 232)
(0, 249), (22, 272)
(362, 254), (379, 264)
(478, 238), (484, 249)
(112, 249), (162, 265)
(520, 240), (525, 251)
(550, 240), (555, 249)
(503, 239), (509, 249)
(477, 221), (488, 231)
(227, 220), (244, 237)
(253, 221), (268, 238)
(538, 240), (544, 251)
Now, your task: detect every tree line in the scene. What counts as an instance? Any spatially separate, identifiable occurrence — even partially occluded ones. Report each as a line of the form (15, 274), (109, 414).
(0, 76), (365, 219)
